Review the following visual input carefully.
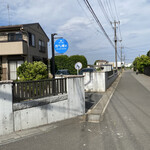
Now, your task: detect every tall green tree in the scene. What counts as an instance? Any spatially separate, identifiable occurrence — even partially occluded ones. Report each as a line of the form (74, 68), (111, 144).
(51, 55), (88, 75)
(147, 50), (150, 57)
(54, 55), (69, 72)
(68, 55), (87, 74)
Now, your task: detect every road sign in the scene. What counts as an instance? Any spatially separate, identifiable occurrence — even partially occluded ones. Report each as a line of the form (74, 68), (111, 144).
(75, 62), (82, 70)
(75, 62), (82, 75)
(54, 38), (69, 54)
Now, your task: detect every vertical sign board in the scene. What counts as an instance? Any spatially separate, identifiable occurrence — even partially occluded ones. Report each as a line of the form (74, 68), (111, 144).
(54, 39), (69, 54)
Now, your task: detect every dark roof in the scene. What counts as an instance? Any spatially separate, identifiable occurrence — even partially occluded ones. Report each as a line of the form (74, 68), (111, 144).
(96, 60), (108, 62)
(0, 23), (49, 40)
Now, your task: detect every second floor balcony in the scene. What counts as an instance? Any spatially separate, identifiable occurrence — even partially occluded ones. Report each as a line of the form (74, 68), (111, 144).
(0, 40), (28, 55)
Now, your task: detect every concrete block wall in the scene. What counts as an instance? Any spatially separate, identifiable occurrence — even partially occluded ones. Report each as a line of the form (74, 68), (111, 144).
(0, 82), (13, 136)
(0, 76), (85, 136)
(84, 72), (106, 92)
(84, 71), (118, 92)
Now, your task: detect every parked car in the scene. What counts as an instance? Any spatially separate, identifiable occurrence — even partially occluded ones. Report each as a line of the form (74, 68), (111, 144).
(56, 69), (70, 75)
(80, 68), (96, 75)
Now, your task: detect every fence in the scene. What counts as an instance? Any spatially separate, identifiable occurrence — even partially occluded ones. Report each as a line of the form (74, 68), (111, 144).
(107, 70), (113, 77)
(13, 78), (67, 103)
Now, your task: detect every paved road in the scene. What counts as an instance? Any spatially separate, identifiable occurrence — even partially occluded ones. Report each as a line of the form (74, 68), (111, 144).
(0, 70), (150, 150)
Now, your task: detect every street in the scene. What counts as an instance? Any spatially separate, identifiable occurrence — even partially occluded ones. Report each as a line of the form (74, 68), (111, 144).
(0, 70), (150, 150)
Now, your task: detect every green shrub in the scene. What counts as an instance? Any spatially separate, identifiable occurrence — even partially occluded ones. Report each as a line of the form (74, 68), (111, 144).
(133, 55), (150, 73)
(17, 61), (48, 81)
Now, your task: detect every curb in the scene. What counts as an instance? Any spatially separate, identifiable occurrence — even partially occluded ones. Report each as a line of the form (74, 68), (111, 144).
(86, 73), (122, 123)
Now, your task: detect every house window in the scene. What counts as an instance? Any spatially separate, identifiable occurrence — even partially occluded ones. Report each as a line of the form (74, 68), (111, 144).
(8, 32), (22, 41)
(9, 60), (24, 80)
(39, 40), (45, 52)
(28, 32), (35, 46)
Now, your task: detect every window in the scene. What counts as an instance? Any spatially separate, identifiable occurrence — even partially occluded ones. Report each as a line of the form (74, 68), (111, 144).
(39, 40), (42, 50)
(8, 32), (22, 41)
(28, 32), (35, 46)
(9, 60), (24, 80)
(39, 39), (45, 52)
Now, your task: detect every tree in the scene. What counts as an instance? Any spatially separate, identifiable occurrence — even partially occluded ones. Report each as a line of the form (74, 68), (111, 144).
(147, 50), (150, 57)
(50, 55), (87, 75)
(133, 55), (150, 73)
(133, 57), (140, 71)
(68, 55), (87, 74)
(17, 61), (48, 81)
(53, 55), (69, 72)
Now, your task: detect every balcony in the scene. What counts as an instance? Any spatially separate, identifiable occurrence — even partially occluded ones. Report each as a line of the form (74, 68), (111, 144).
(0, 40), (28, 55)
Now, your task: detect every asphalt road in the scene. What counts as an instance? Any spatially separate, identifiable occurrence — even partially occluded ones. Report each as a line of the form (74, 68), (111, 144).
(0, 70), (150, 150)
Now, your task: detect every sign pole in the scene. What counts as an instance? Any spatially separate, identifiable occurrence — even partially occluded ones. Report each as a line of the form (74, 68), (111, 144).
(51, 33), (57, 95)
(51, 33), (57, 79)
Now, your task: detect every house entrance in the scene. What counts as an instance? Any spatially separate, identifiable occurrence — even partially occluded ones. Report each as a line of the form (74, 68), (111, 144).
(9, 60), (23, 80)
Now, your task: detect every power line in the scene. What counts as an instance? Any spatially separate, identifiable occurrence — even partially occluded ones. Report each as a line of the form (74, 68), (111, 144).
(97, 0), (113, 29)
(83, 0), (115, 48)
(112, 0), (122, 41)
(112, 0), (119, 21)
(76, 0), (103, 35)
(105, 0), (115, 20)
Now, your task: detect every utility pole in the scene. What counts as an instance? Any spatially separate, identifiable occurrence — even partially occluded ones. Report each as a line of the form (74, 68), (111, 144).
(124, 55), (126, 70)
(120, 46), (124, 72)
(51, 33), (57, 79)
(113, 20), (120, 70)
(51, 33), (57, 95)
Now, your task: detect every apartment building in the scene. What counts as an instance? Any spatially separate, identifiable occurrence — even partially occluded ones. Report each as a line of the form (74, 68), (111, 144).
(0, 23), (49, 80)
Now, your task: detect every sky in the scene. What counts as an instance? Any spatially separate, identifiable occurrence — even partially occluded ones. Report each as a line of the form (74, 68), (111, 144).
(0, 0), (150, 64)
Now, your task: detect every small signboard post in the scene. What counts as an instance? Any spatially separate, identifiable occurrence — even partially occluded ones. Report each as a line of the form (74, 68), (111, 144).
(75, 62), (82, 75)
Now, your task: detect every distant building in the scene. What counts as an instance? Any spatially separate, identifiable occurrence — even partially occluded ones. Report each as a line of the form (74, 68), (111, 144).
(0, 23), (49, 80)
(101, 64), (112, 72)
(95, 60), (108, 69)
(109, 62), (125, 68)
(125, 63), (132, 67)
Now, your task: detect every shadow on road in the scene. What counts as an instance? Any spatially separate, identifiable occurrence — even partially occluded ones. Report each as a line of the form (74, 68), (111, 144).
(85, 92), (103, 112)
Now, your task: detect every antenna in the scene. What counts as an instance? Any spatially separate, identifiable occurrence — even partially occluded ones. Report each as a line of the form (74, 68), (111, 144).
(7, 4), (10, 25)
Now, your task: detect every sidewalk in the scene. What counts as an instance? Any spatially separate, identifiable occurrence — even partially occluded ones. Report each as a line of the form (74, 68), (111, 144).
(131, 71), (150, 92)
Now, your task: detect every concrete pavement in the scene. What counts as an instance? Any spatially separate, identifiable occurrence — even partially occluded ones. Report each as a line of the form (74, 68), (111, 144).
(0, 70), (150, 150)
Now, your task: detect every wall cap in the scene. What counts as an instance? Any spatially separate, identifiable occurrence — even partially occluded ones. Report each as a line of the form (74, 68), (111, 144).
(0, 80), (13, 84)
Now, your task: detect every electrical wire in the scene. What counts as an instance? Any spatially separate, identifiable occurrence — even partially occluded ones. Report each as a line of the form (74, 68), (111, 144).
(108, 0), (116, 20)
(112, 0), (122, 41)
(97, 0), (113, 29)
(76, 0), (103, 35)
(105, 0), (115, 20)
(83, 0), (115, 48)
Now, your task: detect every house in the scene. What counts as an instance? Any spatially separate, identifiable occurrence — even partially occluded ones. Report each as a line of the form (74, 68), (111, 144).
(0, 23), (49, 80)
(109, 62), (125, 69)
(95, 60), (108, 69)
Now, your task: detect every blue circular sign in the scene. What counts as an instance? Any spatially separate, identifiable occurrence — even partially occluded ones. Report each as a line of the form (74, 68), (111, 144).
(54, 39), (69, 54)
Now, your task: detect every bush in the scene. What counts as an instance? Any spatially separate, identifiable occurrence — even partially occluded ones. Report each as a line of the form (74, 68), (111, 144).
(133, 55), (150, 73)
(17, 61), (48, 81)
